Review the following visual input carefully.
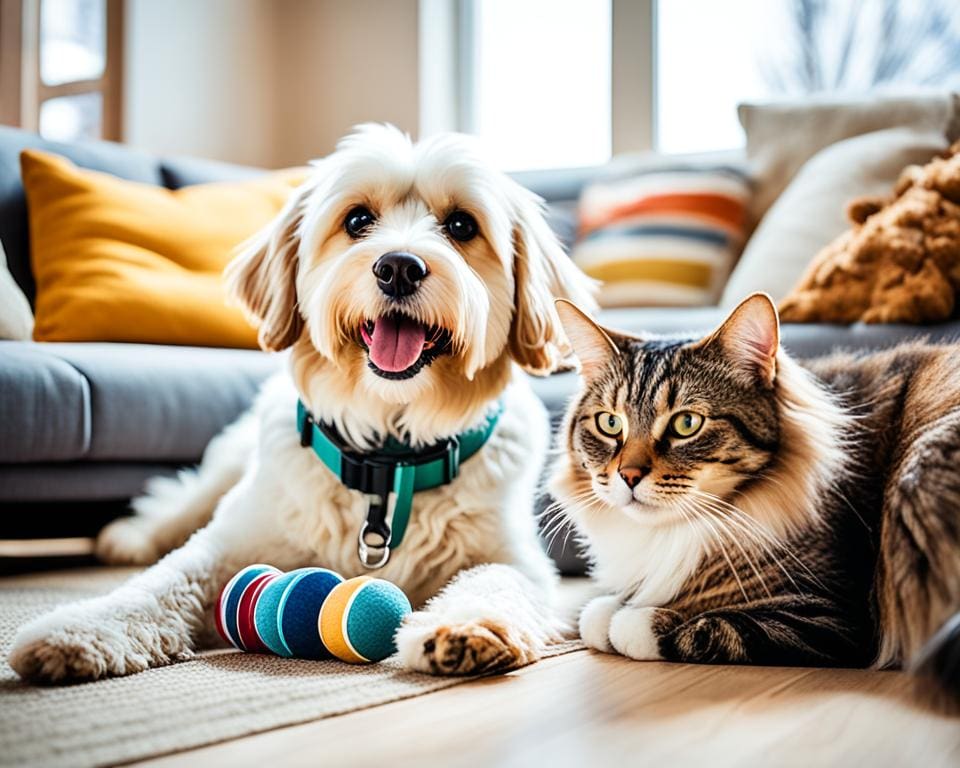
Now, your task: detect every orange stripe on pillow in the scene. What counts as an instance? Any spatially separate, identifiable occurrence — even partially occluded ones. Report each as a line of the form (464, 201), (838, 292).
(581, 193), (746, 236)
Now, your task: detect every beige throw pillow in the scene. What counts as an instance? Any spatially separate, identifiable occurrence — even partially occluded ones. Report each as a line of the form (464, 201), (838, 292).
(740, 92), (960, 224)
(721, 127), (948, 307)
(0, 239), (33, 340)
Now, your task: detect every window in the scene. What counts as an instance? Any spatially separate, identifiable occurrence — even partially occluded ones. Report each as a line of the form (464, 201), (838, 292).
(656, 0), (960, 154)
(0, 0), (123, 142)
(450, 0), (960, 165)
(461, 0), (612, 171)
(655, 0), (774, 154)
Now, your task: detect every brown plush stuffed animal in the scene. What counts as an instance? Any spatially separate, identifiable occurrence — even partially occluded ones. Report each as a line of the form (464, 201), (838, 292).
(779, 141), (960, 324)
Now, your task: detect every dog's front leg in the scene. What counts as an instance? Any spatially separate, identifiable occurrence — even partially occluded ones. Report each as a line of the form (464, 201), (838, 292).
(10, 482), (301, 683)
(395, 563), (566, 676)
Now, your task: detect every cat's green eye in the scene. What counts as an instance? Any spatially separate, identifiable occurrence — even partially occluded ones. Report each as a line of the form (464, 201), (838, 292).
(670, 411), (704, 438)
(595, 411), (623, 438)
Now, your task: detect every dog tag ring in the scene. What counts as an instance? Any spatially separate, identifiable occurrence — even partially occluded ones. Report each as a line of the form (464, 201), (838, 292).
(358, 490), (393, 569)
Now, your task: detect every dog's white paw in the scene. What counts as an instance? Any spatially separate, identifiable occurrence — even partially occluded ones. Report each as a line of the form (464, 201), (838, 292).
(8, 600), (188, 683)
(608, 606), (663, 661)
(579, 595), (620, 653)
(95, 517), (160, 565)
(395, 612), (536, 676)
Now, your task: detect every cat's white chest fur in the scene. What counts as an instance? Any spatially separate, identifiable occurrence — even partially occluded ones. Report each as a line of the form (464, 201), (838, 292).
(578, 508), (707, 606)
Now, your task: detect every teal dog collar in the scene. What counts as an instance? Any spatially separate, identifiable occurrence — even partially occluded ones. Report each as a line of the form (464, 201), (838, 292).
(297, 400), (502, 569)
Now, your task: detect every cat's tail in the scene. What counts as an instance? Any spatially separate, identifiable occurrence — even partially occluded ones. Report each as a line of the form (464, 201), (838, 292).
(913, 611), (960, 701)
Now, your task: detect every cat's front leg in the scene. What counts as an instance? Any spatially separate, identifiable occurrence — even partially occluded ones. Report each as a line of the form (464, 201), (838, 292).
(395, 563), (565, 676)
(658, 598), (851, 665)
(608, 605), (682, 660)
(579, 594), (622, 653)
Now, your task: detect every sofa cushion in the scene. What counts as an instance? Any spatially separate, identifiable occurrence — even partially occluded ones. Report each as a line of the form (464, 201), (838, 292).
(722, 128), (949, 306)
(0, 239), (33, 340)
(22, 150), (308, 348)
(0, 341), (281, 464)
(0, 126), (166, 305)
(0, 462), (179, 503)
(740, 92), (960, 225)
(0, 343), (91, 462)
(573, 165), (750, 307)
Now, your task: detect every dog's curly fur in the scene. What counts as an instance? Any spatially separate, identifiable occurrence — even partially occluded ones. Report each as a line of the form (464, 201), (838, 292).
(779, 140), (960, 324)
(9, 124), (596, 683)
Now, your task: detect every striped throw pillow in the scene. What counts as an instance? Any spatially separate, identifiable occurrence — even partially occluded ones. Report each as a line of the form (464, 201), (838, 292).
(573, 166), (751, 307)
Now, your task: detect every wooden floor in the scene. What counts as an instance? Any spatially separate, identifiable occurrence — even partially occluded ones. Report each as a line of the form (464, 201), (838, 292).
(137, 646), (960, 768)
(5, 551), (957, 768)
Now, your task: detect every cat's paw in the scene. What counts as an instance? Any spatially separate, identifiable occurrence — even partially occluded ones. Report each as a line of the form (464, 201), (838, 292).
(95, 517), (161, 565)
(395, 613), (534, 676)
(673, 615), (746, 663)
(579, 595), (620, 653)
(609, 606), (663, 661)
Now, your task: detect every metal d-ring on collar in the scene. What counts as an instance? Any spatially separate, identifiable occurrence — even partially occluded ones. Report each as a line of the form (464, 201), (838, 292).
(297, 400), (502, 569)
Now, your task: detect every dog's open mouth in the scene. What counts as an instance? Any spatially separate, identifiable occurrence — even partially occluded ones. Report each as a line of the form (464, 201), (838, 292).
(359, 313), (451, 380)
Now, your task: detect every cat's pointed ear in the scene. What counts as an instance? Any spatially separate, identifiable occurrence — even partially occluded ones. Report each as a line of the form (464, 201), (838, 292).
(704, 293), (780, 386)
(555, 299), (619, 376)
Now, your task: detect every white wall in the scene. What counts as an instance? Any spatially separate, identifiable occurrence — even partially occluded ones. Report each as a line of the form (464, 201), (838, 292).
(123, 0), (420, 168)
(124, 0), (277, 166)
(271, 0), (420, 166)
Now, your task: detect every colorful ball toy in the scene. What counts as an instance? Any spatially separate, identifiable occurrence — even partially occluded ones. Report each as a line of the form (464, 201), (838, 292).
(319, 576), (413, 663)
(255, 568), (344, 659)
(215, 564), (280, 652)
(215, 566), (411, 664)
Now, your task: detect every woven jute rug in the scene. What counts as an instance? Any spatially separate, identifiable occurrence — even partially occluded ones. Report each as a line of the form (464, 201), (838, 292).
(0, 567), (582, 767)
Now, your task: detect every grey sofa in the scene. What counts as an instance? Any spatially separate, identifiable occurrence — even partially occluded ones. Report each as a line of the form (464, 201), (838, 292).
(3, 126), (959, 569)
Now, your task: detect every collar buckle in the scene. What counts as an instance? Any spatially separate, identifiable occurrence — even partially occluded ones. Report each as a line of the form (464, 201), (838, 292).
(297, 400), (501, 568)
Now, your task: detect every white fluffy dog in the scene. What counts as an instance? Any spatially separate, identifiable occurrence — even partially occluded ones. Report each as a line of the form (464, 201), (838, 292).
(10, 124), (595, 682)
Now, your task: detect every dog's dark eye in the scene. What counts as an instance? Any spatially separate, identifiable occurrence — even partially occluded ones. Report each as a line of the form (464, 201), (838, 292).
(344, 206), (376, 238)
(444, 210), (478, 242)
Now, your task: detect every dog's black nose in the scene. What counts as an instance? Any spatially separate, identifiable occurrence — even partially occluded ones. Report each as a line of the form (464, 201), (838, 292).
(373, 252), (428, 298)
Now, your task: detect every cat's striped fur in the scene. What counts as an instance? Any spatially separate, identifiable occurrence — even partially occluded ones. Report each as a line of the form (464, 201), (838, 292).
(551, 294), (960, 696)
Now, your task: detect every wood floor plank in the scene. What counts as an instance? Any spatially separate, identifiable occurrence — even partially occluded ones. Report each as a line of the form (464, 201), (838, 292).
(135, 651), (960, 768)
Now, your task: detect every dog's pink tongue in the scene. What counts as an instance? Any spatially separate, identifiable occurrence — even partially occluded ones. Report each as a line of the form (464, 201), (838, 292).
(369, 315), (427, 372)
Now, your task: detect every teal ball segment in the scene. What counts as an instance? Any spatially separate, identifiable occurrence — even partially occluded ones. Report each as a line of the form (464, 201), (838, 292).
(253, 571), (300, 657)
(345, 579), (412, 662)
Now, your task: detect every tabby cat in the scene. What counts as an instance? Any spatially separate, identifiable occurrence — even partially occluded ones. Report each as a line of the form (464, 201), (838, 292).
(550, 293), (960, 694)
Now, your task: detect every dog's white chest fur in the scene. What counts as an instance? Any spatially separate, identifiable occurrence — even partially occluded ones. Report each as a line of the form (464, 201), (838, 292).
(228, 370), (554, 607)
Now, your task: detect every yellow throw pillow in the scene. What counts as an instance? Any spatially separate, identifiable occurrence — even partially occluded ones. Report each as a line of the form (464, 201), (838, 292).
(22, 149), (309, 348)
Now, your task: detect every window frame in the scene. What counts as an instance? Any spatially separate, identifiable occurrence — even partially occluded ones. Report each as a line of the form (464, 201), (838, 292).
(0, 0), (124, 141)
(427, 0), (656, 170)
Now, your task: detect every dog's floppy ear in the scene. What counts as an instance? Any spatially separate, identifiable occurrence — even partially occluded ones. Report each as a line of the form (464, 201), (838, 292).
(507, 183), (598, 375)
(225, 178), (315, 351)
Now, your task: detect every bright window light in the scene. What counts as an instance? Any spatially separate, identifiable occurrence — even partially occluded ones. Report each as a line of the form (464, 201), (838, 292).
(656, 0), (960, 154)
(469, 0), (612, 171)
(655, 0), (776, 154)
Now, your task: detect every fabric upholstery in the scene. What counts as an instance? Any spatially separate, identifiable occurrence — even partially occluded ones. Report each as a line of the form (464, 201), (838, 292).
(740, 92), (960, 225)
(574, 165), (750, 307)
(0, 342), (91, 462)
(0, 341), (281, 465)
(21, 150), (308, 348)
(0, 239), (33, 339)
(0, 463), (178, 503)
(722, 128), (949, 305)
(0, 125), (165, 304)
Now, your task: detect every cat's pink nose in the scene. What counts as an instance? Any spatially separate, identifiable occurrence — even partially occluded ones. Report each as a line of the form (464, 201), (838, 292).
(619, 466), (651, 489)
